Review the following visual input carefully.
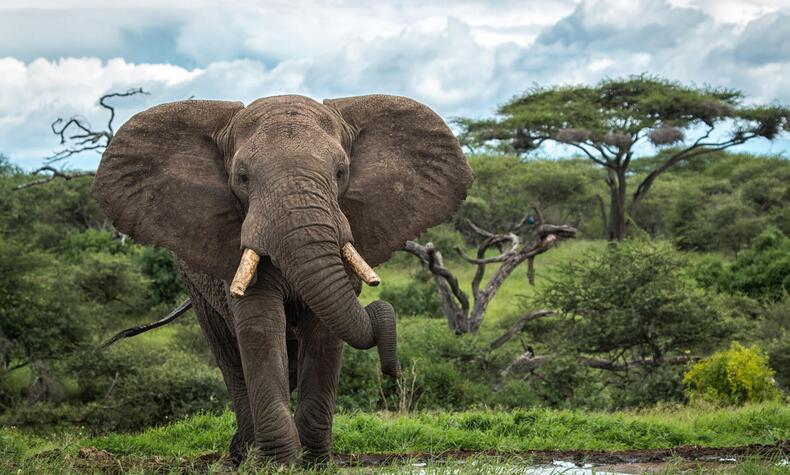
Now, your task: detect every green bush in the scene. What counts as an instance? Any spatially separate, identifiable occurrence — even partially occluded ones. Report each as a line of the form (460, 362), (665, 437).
(20, 341), (230, 433)
(532, 239), (731, 408)
(523, 354), (609, 410)
(456, 156), (601, 240)
(612, 365), (687, 408)
(684, 343), (780, 405)
(762, 301), (790, 390)
(539, 239), (729, 359)
(379, 275), (442, 318)
(728, 226), (790, 300)
(692, 227), (790, 300)
(338, 318), (494, 411)
(60, 229), (127, 260)
(0, 237), (90, 377)
(137, 246), (185, 305)
(663, 153), (790, 253)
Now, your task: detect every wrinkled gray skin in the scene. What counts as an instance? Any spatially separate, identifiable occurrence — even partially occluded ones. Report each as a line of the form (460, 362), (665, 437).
(93, 94), (473, 465)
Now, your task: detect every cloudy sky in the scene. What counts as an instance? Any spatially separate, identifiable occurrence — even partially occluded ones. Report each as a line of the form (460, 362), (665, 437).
(2, 0), (790, 170)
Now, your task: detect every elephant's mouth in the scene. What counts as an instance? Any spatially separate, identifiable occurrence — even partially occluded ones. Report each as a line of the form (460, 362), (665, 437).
(229, 242), (379, 298)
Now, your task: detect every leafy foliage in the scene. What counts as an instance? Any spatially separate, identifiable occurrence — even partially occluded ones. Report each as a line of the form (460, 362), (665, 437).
(684, 343), (781, 405)
(531, 240), (731, 406)
(456, 155), (601, 239)
(456, 75), (789, 240)
(539, 240), (727, 359)
(379, 273), (443, 318)
(0, 237), (88, 373)
(462, 75), (787, 155)
(693, 227), (790, 299)
(0, 156), (213, 429)
(727, 227), (790, 299)
(4, 344), (226, 433)
(137, 246), (185, 305)
(665, 154), (790, 252)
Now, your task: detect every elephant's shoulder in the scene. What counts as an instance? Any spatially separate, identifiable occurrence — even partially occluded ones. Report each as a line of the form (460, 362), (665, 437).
(175, 257), (232, 319)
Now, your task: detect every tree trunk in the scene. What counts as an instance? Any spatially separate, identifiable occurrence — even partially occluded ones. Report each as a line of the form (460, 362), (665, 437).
(606, 168), (628, 240)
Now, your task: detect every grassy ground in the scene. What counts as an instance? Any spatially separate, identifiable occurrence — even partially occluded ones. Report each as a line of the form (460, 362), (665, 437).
(2, 403), (788, 472)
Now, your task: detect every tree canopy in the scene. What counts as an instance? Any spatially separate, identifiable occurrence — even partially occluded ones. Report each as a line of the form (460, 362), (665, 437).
(457, 75), (790, 239)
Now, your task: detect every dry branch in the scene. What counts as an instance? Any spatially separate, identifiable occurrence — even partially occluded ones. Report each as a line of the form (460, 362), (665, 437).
(403, 205), (577, 334)
(15, 88), (147, 190)
(14, 166), (95, 190)
(487, 310), (554, 351)
(501, 353), (700, 378)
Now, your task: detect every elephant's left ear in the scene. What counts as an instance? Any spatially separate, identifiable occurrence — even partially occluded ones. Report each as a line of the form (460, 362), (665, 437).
(93, 100), (244, 280)
(325, 95), (474, 267)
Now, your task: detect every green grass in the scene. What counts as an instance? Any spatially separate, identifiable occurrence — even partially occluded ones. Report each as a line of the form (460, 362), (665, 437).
(3, 403), (787, 462)
(2, 404), (788, 473)
(332, 403), (790, 453)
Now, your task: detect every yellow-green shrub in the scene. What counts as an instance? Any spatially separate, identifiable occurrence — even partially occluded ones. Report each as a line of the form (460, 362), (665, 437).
(684, 343), (780, 405)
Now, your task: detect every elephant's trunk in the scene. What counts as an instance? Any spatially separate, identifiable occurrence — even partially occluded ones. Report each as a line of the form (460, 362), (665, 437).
(236, 177), (399, 377)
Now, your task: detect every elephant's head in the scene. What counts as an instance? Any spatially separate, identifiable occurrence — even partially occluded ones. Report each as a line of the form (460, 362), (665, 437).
(92, 94), (473, 376)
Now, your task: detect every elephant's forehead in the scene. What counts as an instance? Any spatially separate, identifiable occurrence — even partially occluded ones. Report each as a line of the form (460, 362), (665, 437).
(237, 96), (341, 137)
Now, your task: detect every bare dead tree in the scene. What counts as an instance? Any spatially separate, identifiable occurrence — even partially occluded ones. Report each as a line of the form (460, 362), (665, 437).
(15, 88), (147, 190)
(403, 206), (577, 334)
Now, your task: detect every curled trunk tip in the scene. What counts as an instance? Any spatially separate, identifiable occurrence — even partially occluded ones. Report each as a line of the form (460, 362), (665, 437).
(230, 248), (261, 297)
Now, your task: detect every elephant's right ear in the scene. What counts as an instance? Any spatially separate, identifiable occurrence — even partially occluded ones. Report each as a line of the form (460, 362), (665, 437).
(93, 100), (244, 280)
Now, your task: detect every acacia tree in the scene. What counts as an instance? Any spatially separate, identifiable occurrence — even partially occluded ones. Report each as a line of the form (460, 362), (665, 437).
(457, 75), (790, 240)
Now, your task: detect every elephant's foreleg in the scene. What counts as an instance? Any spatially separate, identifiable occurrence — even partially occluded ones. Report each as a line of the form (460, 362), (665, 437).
(231, 271), (301, 464)
(183, 286), (254, 464)
(294, 309), (344, 463)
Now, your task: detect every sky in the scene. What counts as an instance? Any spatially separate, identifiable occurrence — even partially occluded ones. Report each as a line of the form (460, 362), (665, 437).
(2, 0), (790, 170)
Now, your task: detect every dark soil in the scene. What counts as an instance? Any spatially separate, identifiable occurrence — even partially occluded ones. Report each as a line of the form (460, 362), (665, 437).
(29, 440), (789, 472)
(333, 440), (789, 466)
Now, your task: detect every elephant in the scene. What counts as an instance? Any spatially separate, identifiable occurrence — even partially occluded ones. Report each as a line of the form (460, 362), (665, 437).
(92, 94), (474, 465)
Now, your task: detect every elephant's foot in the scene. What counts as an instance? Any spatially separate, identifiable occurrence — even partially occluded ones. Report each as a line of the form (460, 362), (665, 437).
(229, 429), (302, 468)
(253, 447), (302, 467)
(252, 429), (302, 465)
(301, 450), (332, 467)
(229, 430), (245, 466)
(295, 405), (334, 466)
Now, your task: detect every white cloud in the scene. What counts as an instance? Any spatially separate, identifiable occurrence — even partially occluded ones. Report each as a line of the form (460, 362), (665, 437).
(1, 0), (790, 169)
(668, 0), (790, 25)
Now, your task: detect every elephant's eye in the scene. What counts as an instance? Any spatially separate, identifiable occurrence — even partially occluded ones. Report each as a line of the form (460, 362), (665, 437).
(336, 168), (346, 181)
(238, 172), (249, 185)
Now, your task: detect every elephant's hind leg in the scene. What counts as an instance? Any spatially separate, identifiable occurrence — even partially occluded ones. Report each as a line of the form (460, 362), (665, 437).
(294, 309), (345, 464)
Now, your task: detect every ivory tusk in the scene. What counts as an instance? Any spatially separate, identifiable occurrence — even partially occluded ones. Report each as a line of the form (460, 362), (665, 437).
(230, 248), (261, 298)
(342, 242), (381, 287)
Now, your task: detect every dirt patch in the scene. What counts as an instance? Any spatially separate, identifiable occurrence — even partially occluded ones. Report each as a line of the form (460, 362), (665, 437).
(28, 441), (788, 472)
(332, 440), (789, 466)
